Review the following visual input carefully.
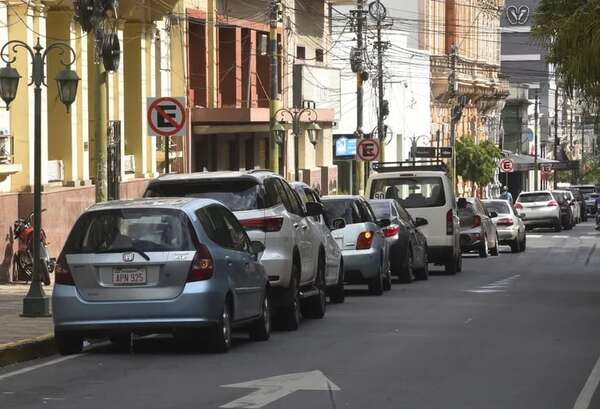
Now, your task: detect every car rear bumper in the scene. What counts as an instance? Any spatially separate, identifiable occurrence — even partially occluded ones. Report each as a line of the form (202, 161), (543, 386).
(53, 282), (225, 334)
(260, 252), (292, 288)
(522, 217), (558, 227)
(497, 228), (519, 243)
(460, 231), (482, 253)
(342, 248), (381, 282)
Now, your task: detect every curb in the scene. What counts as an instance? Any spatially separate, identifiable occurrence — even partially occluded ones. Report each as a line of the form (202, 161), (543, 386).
(0, 334), (56, 367)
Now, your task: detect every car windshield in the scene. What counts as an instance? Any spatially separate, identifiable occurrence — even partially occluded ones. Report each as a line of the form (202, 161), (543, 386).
(63, 208), (195, 253)
(370, 177), (446, 208)
(484, 201), (511, 215)
(145, 180), (264, 212)
(518, 193), (552, 203)
(323, 199), (361, 225)
(369, 201), (391, 219)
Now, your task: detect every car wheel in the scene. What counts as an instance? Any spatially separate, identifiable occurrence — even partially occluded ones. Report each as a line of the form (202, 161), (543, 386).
(210, 303), (232, 353)
(279, 272), (301, 331)
(328, 263), (345, 304)
(368, 269), (384, 296)
(479, 236), (489, 258)
(555, 220), (562, 232)
(398, 249), (415, 284)
(445, 255), (459, 275)
(490, 236), (499, 256)
(520, 235), (527, 252)
(249, 293), (271, 342)
(383, 268), (392, 291)
(457, 254), (463, 272)
(301, 256), (326, 319)
(510, 238), (520, 253)
(55, 331), (83, 356)
(414, 252), (429, 281)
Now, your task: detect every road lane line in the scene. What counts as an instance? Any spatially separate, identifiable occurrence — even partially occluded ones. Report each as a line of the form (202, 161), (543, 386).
(585, 244), (597, 266)
(528, 234), (543, 238)
(0, 354), (84, 382)
(552, 235), (569, 239)
(573, 353), (600, 409)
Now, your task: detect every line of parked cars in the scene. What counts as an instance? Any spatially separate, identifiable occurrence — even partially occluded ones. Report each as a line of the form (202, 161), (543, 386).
(51, 162), (528, 355)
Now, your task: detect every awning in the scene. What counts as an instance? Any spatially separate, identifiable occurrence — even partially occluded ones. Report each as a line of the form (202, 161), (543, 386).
(502, 152), (558, 172)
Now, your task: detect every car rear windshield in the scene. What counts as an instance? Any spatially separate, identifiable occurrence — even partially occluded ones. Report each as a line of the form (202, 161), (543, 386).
(369, 201), (391, 219)
(484, 201), (511, 215)
(370, 177), (446, 208)
(145, 180), (264, 212)
(323, 199), (362, 225)
(518, 193), (552, 203)
(63, 208), (196, 253)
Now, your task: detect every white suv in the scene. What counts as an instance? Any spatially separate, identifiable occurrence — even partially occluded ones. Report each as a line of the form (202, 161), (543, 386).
(514, 190), (561, 231)
(365, 162), (461, 274)
(145, 171), (327, 330)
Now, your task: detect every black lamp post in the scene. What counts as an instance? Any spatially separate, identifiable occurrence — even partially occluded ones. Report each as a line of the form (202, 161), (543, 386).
(272, 106), (320, 180)
(0, 38), (79, 317)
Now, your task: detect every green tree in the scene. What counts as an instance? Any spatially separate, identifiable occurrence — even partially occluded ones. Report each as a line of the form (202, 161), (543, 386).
(455, 136), (503, 194)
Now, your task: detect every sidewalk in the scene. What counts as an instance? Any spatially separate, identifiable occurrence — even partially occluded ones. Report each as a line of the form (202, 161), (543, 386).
(0, 283), (55, 366)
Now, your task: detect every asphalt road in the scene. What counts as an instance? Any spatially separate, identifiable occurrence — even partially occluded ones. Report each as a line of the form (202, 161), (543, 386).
(3, 222), (600, 409)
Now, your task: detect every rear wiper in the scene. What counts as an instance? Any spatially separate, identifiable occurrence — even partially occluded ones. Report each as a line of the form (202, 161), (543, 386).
(98, 247), (151, 261)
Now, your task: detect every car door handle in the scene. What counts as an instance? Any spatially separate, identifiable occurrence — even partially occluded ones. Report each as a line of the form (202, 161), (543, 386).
(293, 223), (299, 229)
(301, 225), (308, 230)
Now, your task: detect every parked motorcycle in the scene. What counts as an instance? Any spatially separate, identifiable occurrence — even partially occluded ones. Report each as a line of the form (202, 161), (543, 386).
(596, 204), (600, 231)
(12, 210), (54, 285)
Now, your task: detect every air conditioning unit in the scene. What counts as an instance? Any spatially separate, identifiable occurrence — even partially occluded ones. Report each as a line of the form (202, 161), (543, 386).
(47, 160), (64, 182)
(123, 155), (136, 174)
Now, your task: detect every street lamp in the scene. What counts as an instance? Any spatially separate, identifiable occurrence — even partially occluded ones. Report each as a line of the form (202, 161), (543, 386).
(274, 105), (319, 180)
(270, 120), (285, 145)
(0, 38), (78, 317)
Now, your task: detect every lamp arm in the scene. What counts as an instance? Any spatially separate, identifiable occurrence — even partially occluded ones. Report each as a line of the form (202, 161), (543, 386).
(41, 43), (77, 87)
(0, 40), (34, 66)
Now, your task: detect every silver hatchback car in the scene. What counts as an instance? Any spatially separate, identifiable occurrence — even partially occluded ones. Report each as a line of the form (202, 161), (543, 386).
(53, 198), (270, 355)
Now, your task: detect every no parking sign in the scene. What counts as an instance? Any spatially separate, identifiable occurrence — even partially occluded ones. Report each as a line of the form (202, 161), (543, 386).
(147, 97), (187, 137)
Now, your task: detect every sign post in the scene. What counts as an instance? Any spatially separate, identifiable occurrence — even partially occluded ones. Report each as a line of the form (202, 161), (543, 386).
(147, 96), (187, 173)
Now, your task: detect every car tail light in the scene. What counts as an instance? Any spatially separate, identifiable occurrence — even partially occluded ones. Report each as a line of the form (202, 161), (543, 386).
(497, 217), (514, 226)
(446, 209), (454, 235)
(240, 217), (284, 232)
(187, 244), (214, 282)
(54, 253), (74, 285)
(356, 231), (375, 250)
(514, 202), (523, 210)
(383, 224), (401, 238)
(472, 215), (481, 228)
(547, 200), (558, 207)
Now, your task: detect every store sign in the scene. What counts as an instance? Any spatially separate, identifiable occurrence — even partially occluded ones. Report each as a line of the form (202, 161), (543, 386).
(334, 136), (357, 159)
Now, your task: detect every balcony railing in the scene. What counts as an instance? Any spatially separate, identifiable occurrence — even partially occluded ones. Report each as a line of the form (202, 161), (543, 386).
(0, 133), (13, 165)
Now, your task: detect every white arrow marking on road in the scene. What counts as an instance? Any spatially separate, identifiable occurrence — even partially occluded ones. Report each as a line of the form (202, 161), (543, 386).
(220, 370), (340, 409)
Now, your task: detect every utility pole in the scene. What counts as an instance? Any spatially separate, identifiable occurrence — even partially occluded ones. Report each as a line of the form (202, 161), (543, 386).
(534, 90), (539, 191)
(371, 0), (387, 162)
(554, 85), (559, 188)
(94, 32), (108, 203)
(449, 44), (459, 194)
(268, 0), (281, 175)
(581, 107), (585, 161)
(351, 0), (366, 194)
(570, 100), (574, 157)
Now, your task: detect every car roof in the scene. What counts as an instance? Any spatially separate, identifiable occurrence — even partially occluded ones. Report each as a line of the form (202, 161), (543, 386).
(322, 195), (361, 201)
(289, 181), (310, 189)
(368, 198), (394, 205)
(86, 197), (219, 212)
(518, 190), (552, 195)
(371, 171), (447, 178)
(150, 169), (278, 184)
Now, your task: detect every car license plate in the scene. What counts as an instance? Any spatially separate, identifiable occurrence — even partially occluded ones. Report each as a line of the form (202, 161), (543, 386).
(113, 268), (146, 285)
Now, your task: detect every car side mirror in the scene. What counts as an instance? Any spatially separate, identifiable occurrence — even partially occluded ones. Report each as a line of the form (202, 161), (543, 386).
(378, 218), (391, 228)
(415, 217), (428, 227)
(489, 211), (498, 218)
(332, 218), (346, 230)
(305, 202), (324, 217)
(250, 241), (265, 255)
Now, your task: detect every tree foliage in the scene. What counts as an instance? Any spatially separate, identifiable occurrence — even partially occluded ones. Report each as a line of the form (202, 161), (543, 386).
(455, 136), (503, 188)
(533, 0), (600, 104)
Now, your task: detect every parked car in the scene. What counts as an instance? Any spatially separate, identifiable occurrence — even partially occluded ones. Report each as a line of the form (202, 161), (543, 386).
(563, 190), (581, 224)
(368, 199), (429, 282)
(290, 182), (344, 303)
(567, 188), (587, 222)
(552, 191), (575, 230)
(457, 197), (499, 257)
(144, 171), (328, 331)
(515, 191), (562, 232)
(483, 199), (526, 253)
(53, 198), (270, 355)
(321, 195), (391, 295)
(366, 161), (462, 274)
(586, 193), (600, 216)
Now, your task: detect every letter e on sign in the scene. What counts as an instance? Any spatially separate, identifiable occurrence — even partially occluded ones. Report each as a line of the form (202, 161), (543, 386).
(499, 159), (514, 173)
(356, 139), (381, 161)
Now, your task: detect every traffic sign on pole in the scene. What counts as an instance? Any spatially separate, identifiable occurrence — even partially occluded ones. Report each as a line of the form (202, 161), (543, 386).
(499, 158), (514, 173)
(356, 139), (381, 161)
(147, 97), (187, 137)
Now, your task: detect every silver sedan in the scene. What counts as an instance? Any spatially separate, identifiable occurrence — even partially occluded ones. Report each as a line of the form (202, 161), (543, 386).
(53, 198), (270, 355)
(483, 199), (526, 253)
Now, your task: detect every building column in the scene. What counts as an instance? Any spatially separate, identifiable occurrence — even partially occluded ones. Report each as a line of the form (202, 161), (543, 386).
(207, 0), (218, 108)
(235, 27), (243, 107)
(316, 126), (333, 167)
(75, 24), (90, 183)
(145, 28), (157, 177)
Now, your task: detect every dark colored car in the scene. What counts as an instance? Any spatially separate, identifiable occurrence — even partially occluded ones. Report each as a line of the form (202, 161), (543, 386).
(369, 199), (429, 282)
(552, 191), (574, 230)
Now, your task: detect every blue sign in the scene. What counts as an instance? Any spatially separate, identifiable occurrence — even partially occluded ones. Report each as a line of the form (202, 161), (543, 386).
(526, 128), (534, 142)
(335, 136), (357, 158)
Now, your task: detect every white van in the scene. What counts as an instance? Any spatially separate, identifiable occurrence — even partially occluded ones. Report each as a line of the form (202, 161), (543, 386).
(365, 162), (462, 274)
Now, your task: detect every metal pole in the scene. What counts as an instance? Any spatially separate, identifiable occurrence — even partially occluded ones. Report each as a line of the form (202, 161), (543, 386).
(94, 31), (108, 203)
(534, 91), (539, 191)
(554, 86), (559, 188)
(354, 0), (365, 195)
(22, 42), (49, 317)
(449, 44), (458, 194)
(268, 0), (280, 174)
(376, 13), (385, 162)
(293, 115), (299, 181)
(165, 136), (170, 173)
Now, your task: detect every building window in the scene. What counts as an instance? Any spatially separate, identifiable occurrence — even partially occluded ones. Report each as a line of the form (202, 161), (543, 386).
(315, 48), (324, 62)
(296, 46), (306, 60)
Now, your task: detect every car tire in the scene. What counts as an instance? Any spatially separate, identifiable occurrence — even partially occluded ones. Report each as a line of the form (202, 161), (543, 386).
(554, 220), (562, 232)
(55, 331), (83, 356)
(249, 293), (271, 342)
(490, 236), (499, 256)
(383, 269), (392, 291)
(510, 238), (520, 253)
(479, 236), (489, 258)
(209, 303), (232, 353)
(301, 256), (326, 319)
(368, 269), (384, 296)
(414, 252), (429, 281)
(445, 255), (459, 275)
(328, 263), (345, 304)
(520, 235), (527, 252)
(398, 249), (415, 284)
(279, 272), (301, 331)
